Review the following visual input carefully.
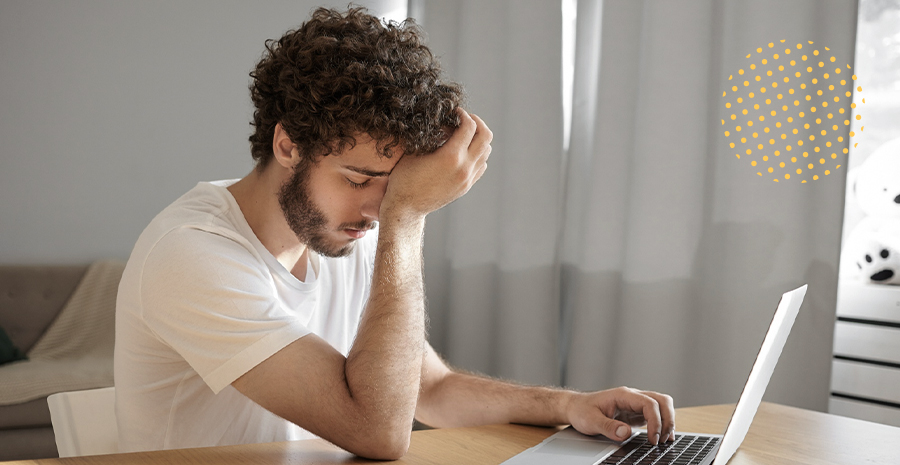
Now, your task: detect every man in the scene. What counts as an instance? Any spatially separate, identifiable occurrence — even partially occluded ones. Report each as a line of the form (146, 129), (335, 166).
(114, 7), (675, 460)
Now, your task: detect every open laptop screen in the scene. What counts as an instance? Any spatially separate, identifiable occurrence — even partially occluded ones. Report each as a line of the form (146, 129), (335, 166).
(713, 284), (807, 464)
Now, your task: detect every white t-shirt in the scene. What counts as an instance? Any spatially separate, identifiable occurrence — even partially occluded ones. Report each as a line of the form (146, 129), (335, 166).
(114, 180), (377, 452)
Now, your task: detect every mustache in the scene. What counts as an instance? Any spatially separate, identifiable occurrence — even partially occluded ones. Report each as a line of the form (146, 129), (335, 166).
(338, 220), (377, 231)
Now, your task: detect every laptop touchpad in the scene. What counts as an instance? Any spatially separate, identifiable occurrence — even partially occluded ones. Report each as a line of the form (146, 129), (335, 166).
(534, 438), (617, 457)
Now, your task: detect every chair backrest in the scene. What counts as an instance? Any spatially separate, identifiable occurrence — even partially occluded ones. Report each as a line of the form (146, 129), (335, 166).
(47, 387), (118, 457)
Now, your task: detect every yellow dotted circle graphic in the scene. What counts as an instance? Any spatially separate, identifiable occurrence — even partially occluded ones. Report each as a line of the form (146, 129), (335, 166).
(723, 40), (865, 183)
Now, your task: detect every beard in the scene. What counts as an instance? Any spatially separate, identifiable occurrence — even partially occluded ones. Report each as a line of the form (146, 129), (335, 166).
(277, 158), (373, 258)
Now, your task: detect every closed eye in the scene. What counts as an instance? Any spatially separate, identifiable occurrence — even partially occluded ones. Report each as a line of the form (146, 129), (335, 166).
(346, 177), (371, 189)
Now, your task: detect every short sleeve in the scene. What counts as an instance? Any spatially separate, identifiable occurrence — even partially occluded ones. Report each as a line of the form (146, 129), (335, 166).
(140, 226), (311, 394)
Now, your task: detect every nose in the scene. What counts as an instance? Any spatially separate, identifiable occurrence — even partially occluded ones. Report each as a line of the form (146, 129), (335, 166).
(360, 180), (388, 222)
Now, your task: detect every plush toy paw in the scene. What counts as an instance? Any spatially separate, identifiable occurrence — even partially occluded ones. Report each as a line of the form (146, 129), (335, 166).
(843, 136), (900, 286)
(856, 245), (900, 285)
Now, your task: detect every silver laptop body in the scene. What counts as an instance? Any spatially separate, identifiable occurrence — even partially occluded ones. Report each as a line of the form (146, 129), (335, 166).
(501, 284), (808, 465)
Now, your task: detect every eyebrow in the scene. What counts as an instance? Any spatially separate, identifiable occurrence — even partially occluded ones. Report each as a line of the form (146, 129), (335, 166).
(342, 165), (392, 177)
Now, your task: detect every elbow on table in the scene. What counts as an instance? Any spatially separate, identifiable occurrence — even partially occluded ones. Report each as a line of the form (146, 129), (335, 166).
(351, 429), (411, 461)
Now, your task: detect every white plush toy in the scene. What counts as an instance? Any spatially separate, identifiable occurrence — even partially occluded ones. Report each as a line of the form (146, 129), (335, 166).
(843, 136), (900, 285)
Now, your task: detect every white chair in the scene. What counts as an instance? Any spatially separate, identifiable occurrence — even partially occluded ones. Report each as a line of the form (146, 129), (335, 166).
(47, 386), (118, 457)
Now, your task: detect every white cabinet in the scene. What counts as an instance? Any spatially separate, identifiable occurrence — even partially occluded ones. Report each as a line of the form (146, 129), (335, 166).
(830, 280), (900, 427)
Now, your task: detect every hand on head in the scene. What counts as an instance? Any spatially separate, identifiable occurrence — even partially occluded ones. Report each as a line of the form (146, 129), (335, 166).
(380, 108), (492, 220)
(566, 387), (676, 445)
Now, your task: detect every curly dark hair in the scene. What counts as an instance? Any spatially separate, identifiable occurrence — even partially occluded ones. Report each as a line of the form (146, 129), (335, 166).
(248, 6), (464, 168)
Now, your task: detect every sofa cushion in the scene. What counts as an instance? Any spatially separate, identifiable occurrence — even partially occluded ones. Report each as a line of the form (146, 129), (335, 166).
(0, 261), (122, 406)
(0, 266), (86, 354)
(0, 397), (51, 430)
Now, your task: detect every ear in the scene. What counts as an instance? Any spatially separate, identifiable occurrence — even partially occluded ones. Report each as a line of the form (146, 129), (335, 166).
(272, 123), (299, 169)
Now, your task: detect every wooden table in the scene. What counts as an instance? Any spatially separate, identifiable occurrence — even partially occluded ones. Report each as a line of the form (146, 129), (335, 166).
(6, 402), (899, 464)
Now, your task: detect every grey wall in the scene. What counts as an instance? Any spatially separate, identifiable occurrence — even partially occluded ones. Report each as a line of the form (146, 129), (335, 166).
(0, 0), (403, 264)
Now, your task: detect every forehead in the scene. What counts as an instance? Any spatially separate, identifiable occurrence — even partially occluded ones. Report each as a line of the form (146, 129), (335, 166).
(321, 137), (401, 174)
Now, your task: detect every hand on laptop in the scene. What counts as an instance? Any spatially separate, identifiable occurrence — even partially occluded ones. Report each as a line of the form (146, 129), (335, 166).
(565, 386), (675, 445)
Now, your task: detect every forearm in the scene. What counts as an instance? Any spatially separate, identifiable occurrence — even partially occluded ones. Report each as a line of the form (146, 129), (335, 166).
(417, 369), (575, 428)
(419, 366), (677, 445)
(340, 108), (489, 450)
(345, 212), (427, 436)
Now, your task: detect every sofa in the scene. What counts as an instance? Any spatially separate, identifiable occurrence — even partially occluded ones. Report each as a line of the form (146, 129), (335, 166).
(0, 261), (123, 461)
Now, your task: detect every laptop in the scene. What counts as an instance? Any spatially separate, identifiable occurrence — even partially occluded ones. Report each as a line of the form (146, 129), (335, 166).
(501, 284), (808, 465)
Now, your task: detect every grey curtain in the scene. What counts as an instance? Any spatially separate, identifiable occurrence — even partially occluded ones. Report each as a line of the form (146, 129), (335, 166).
(412, 0), (566, 386)
(412, 0), (857, 411)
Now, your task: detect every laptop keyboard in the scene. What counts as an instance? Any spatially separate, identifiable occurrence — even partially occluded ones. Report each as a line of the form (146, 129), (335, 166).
(599, 433), (720, 465)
